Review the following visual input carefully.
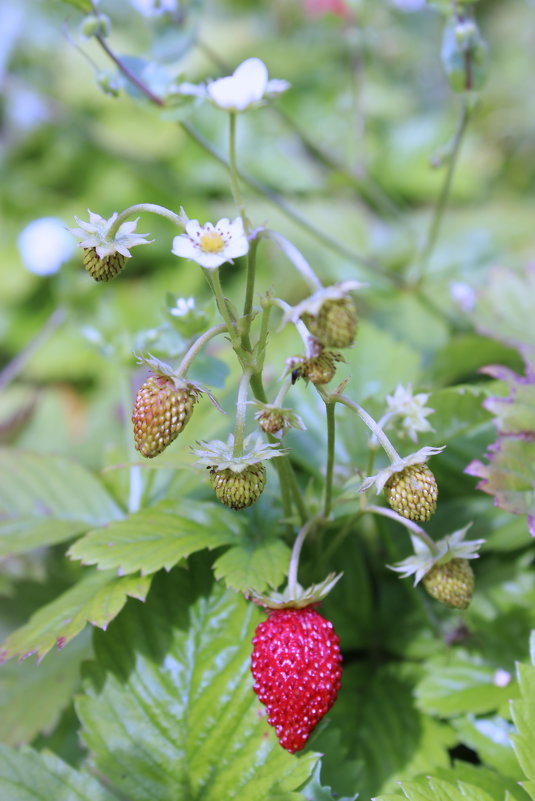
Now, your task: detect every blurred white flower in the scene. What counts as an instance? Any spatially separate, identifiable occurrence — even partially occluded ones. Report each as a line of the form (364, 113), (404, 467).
(129, 0), (178, 16)
(450, 281), (476, 313)
(493, 669), (512, 688)
(18, 217), (74, 276)
(70, 211), (152, 259)
(169, 297), (195, 317)
(207, 58), (290, 112)
(385, 384), (435, 442)
(391, 0), (426, 11)
(171, 215), (248, 269)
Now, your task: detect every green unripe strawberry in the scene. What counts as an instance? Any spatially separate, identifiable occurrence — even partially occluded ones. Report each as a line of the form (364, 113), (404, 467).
(132, 375), (199, 458)
(302, 297), (358, 348)
(384, 463), (438, 522)
(209, 463), (266, 510)
(83, 247), (126, 281)
(299, 351), (341, 385)
(423, 558), (474, 609)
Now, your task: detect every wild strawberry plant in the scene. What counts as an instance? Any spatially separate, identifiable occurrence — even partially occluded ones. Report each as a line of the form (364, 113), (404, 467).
(2, 0), (535, 799)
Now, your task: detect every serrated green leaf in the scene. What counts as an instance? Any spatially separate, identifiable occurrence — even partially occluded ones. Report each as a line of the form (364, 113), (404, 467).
(301, 763), (358, 801)
(0, 571), (151, 663)
(388, 777), (497, 801)
(0, 629), (91, 746)
(510, 647), (535, 797)
(0, 449), (123, 558)
(68, 500), (242, 575)
(76, 573), (319, 801)
(433, 763), (528, 801)
(415, 652), (515, 717)
(213, 536), (291, 592)
(451, 715), (522, 780)
(0, 744), (116, 801)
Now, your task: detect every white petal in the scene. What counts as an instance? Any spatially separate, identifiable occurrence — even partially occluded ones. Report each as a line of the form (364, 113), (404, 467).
(266, 78), (291, 96)
(224, 237), (249, 259)
(185, 219), (202, 238)
(88, 210), (106, 226)
(73, 217), (97, 234)
(233, 58), (268, 102)
(207, 76), (243, 110)
(215, 217), (231, 231)
(195, 252), (226, 269)
(225, 216), (245, 238)
(171, 235), (199, 260)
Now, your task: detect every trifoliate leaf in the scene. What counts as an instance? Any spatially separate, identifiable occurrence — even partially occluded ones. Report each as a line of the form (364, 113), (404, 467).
(0, 449), (123, 558)
(0, 744), (116, 801)
(68, 500), (243, 575)
(375, 777), (497, 801)
(0, 570), (151, 663)
(76, 573), (319, 801)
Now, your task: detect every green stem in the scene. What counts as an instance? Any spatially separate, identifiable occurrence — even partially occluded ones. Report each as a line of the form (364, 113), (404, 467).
(206, 268), (241, 350)
(274, 376), (293, 407)
(288, 520), (316, 597)
(263, 231), (323, 293)
(233, 369), (251, 457)
(118, 361), (144, 514)
(332, 394), (401, 463)
(95, 33), (165, 106)
(175, 323), (227, 377)
(364, 504), (438, 553)
(323, 401), (336, 518)
(228, 112), (249, 233)
(241, 238), (259, 350)
(108, 203), (184, 238)
(412, 99), (470, 284)
(285, 461), (308, 525)
(255, 302), (272, 375)
(179, 120), (395, 280)
(0, 307), (66, 392)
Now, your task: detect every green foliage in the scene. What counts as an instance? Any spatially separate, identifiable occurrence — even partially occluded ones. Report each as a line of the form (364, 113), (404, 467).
(3, 0), (535, 797)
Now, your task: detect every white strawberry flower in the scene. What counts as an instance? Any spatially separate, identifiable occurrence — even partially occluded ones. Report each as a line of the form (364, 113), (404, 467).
(206, 57), (290, 112)
(384, 384), (435, 442)
(70, 211), (152, 259)
(171, 214), (249, 269)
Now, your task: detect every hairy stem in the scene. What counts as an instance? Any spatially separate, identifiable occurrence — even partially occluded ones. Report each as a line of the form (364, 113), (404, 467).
(323, 401), (336, 518)
(364, 505), (438, 553)
(264, 231), (323, 293)
(413, 99), (471, 284)
(228, 112), (249, 233)
(175, 323), (227, 377)
(233, 369), (251, 457)
(332, 394), (400, 463)
(288, 520), (316, 597)
(107, 203), (184, 238)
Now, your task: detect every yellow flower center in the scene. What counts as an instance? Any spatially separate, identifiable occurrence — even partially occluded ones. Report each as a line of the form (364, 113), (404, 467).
(200, 230), (225, 253)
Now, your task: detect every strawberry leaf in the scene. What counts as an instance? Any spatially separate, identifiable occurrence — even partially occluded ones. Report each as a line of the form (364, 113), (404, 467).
(68, 500), (243, 575)
(0, 744), (116, 801)
(374, 777), (497, 801)
(466, 368), (535, 533)
(510, 632), (535, 800)
(0, 629), (91, 745)
(0, 570), (151, 663)
(0, 449), (123, 558)
(213, 535), (291, 592)
(76, 571), (319, 801)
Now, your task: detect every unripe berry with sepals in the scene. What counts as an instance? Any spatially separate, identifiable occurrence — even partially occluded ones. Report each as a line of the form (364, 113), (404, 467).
(384, 463), (438, 522)
(209, 463), (266, 510)
(289, 351), (343, 386)
(83, 248), (126, 282)
(302, 296), (358, 348)
(423, 558), (474, 609)
(133, 375), (200, 458)
(251, 606), (342, 753)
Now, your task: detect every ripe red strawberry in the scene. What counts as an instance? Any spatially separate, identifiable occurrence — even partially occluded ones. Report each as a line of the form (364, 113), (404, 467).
(251, 606), (342, 752)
